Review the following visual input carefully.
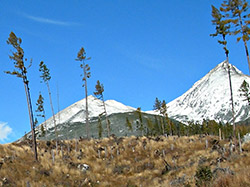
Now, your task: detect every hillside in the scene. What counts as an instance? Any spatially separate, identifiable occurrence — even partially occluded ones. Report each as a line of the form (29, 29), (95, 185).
(29, 111), (177, 140)
(1, 135), (250, 186)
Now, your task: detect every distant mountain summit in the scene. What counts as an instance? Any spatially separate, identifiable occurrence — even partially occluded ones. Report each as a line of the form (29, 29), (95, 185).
(167, 61), (250, 124)
(43, 95), (135, 130)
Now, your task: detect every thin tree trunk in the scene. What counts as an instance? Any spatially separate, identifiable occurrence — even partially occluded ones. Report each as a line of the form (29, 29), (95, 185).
(168, 116), (172, 136)
(57, 84), (61, 125)
(226, 58), (236, 140)
(222, 34), (236, 141)
(238, 13), (250, 74)
(243, 40), (250, 74)
(43, 110), (47, 130)
(102, 97), (110, 137)
(24, 82), (38, 161)
(47, 82), (57, 139)
(84, 68), (89, 139)
(219, 128), (221, 141)
(160, 117), (165, 135)
(238, 132), (242, 153)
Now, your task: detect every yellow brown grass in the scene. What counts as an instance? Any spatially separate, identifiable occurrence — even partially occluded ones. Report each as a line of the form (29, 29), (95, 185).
(0, 135), (249, 186)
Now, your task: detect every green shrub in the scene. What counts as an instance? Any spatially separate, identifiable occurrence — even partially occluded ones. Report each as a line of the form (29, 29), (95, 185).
(195, 166), (212, 187)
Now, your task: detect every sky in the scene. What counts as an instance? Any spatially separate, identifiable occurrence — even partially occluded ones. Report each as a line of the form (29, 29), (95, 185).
(0, 0), (249, 143)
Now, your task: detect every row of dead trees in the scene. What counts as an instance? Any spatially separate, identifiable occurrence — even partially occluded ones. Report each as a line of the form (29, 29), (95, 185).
(5, 31), (111, 161)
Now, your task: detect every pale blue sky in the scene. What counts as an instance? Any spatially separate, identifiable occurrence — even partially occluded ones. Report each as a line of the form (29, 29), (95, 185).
(0, 0), (249, 143)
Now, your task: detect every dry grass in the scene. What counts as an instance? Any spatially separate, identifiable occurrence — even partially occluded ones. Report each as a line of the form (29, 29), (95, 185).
(0, 135), (249, 186)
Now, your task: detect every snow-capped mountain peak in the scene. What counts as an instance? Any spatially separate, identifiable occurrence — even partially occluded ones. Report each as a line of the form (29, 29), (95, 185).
(42, 95), (135, 130)
(167, 61), (250, 124)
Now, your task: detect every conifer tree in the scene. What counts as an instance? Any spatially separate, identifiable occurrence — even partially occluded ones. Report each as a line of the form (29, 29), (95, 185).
(153, 98), (164, 135)
(76, 47), (91, 139)
(126, 117), (133, 132)
(160, 100), (167, 134)
(153, 97), (162, 111)
(211, 5), (236, 139)
(5, 32), (38, 161)
(146, 118), (153, 136)
(40, 124), (45, 137)
(160, 100), (171, 135)
(135, 107), (144, 136)
(98, 117), (103, 138)
(220, 0), (250, 73)
(39, 61), (57, 139)
(35, 93), (47, 135)
(239, 80), (250, 105)
(94, 80), (110, 137)
(154, 116), (161, 135)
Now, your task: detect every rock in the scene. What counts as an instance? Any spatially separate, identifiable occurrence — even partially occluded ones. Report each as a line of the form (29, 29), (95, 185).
(0, 162), (3, 169)
(2, 177), (9, 185)
(77, 164), (90, 172)
(243, 133), (250, 143)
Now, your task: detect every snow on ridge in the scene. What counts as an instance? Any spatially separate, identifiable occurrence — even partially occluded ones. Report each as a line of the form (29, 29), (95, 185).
(105, 99), (135, 115)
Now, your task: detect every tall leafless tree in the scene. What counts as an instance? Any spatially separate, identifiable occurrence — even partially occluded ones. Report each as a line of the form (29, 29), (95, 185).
(5, 32), (38, 161)
(211, 5), (236, 140)
(76, 47), (91, 139)
(39, 61), (58, 139)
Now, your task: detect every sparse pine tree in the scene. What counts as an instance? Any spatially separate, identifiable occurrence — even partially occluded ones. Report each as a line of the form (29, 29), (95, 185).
(160, 100), (169, 135)
(153, 97), (162, 111)
(40, 124), (45, 137)
(98, 117), (103, 138)
(239, 80), (250, 105)
(39, 61), (57, 139)
(211, 5), (236, 140)
(76, 47), (91, 139)
(154, 116), (161, 135)
(126, 117), (133, 132)
(146, 118), (153, 136)
(221, 0), (250, 73)
(94, 80), (110, 137)
(35, 93), (47, 132)
(135, 107), (144, 136)
(5, 32), (38, 161)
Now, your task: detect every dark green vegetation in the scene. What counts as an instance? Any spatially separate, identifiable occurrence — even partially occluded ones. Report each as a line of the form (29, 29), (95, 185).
(33, 111), (250, 142)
